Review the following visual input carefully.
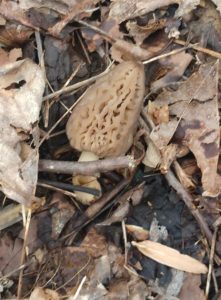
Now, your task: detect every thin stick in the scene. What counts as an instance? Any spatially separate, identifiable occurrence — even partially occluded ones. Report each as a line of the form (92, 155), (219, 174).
(70, 276), (87, 300)
(175, 39), (221, 59)
(165, 169), (216, 250)
(39, 156), (136, 176)
(122, 219), (128, 265)
(17, 208), (32, 299)
(143, 46), (188, 64)
(205, 228), (218, 298)
(76, 31), (91, 65)
(35, 31), (50, 128)
(42, 63), (113, 102)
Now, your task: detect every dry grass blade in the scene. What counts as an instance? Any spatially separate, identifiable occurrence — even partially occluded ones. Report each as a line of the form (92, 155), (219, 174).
(132, 240), (208, 274)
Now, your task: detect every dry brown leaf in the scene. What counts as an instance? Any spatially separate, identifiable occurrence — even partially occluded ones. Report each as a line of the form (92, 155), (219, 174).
(150, 63), (220, 196)
(0, 23), (33, 47)
(0, 58), (45, 205)
(0, 233), (23, 276)
(29, 287), (60, 300)
(178, 273), (206, 300)
(81, 228), (108, 258)
(132, 240), (208, 274)
(49, 0), (100, 36)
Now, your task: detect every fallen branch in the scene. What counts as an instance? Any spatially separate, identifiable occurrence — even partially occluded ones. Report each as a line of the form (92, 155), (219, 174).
(39, 156), (136, 176)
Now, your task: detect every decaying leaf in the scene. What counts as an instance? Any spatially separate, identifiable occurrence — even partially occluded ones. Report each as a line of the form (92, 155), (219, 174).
(0, 23), (33, 47)
(178, 273), (206, 300)
(150, 63), (220, 197)
(0, 233), (23, 276)
(132, 240), (208, 274)
(0, 58), (45, 205)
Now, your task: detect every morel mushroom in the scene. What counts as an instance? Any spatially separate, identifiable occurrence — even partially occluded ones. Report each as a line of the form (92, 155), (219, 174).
(66, 60), (145, 157)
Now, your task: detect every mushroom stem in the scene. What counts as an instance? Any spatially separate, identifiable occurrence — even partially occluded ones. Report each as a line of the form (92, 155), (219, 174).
(38, 155), (136, 176)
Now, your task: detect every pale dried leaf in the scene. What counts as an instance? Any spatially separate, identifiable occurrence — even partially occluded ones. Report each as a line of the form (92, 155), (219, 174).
(142, 139), (161, 169)
(0, 58), (45, 205)
(211, 0), (221, 14)
(132, 240), (208, 274)
(109, 0), (179, 23)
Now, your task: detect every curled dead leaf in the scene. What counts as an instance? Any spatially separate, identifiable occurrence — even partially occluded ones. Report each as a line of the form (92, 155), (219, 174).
(0, 58), (45, 205)
(132, 240), (208, 274)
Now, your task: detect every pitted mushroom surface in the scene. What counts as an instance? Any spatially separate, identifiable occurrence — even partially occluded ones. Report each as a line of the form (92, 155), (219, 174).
(66, 61), (145, 157)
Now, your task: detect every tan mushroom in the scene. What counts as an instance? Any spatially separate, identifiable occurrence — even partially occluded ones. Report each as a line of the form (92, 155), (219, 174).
(66, 60), (145, 157)
(66, 60), (145, 205)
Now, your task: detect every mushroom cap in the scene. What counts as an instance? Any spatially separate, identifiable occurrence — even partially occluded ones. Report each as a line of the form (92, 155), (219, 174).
(66, 60), (145, 157)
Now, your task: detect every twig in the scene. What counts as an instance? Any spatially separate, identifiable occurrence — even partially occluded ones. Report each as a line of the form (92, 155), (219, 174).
(70, 276), (87, 300)
(39, 156), (136, 176)
(76, 30), (91, 64)
(142, 46), (189, 64)
(17, 208), (32, 299)
(35, 31), (49, 128)
(38, 180), (101, 196)
(165, 169), (220, 252)
(61, 178), (130, 242)
(122, 219), (129, 266)
(205, 227), (218, 299)
(175, 39), (221, 59)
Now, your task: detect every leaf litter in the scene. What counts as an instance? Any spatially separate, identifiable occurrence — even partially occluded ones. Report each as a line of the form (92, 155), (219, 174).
(0, 0), (220, 299)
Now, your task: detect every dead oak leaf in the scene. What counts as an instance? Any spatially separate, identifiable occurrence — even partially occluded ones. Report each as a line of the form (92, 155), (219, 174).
(150, 62), (220, 197)
(0, 233), (23, 276)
